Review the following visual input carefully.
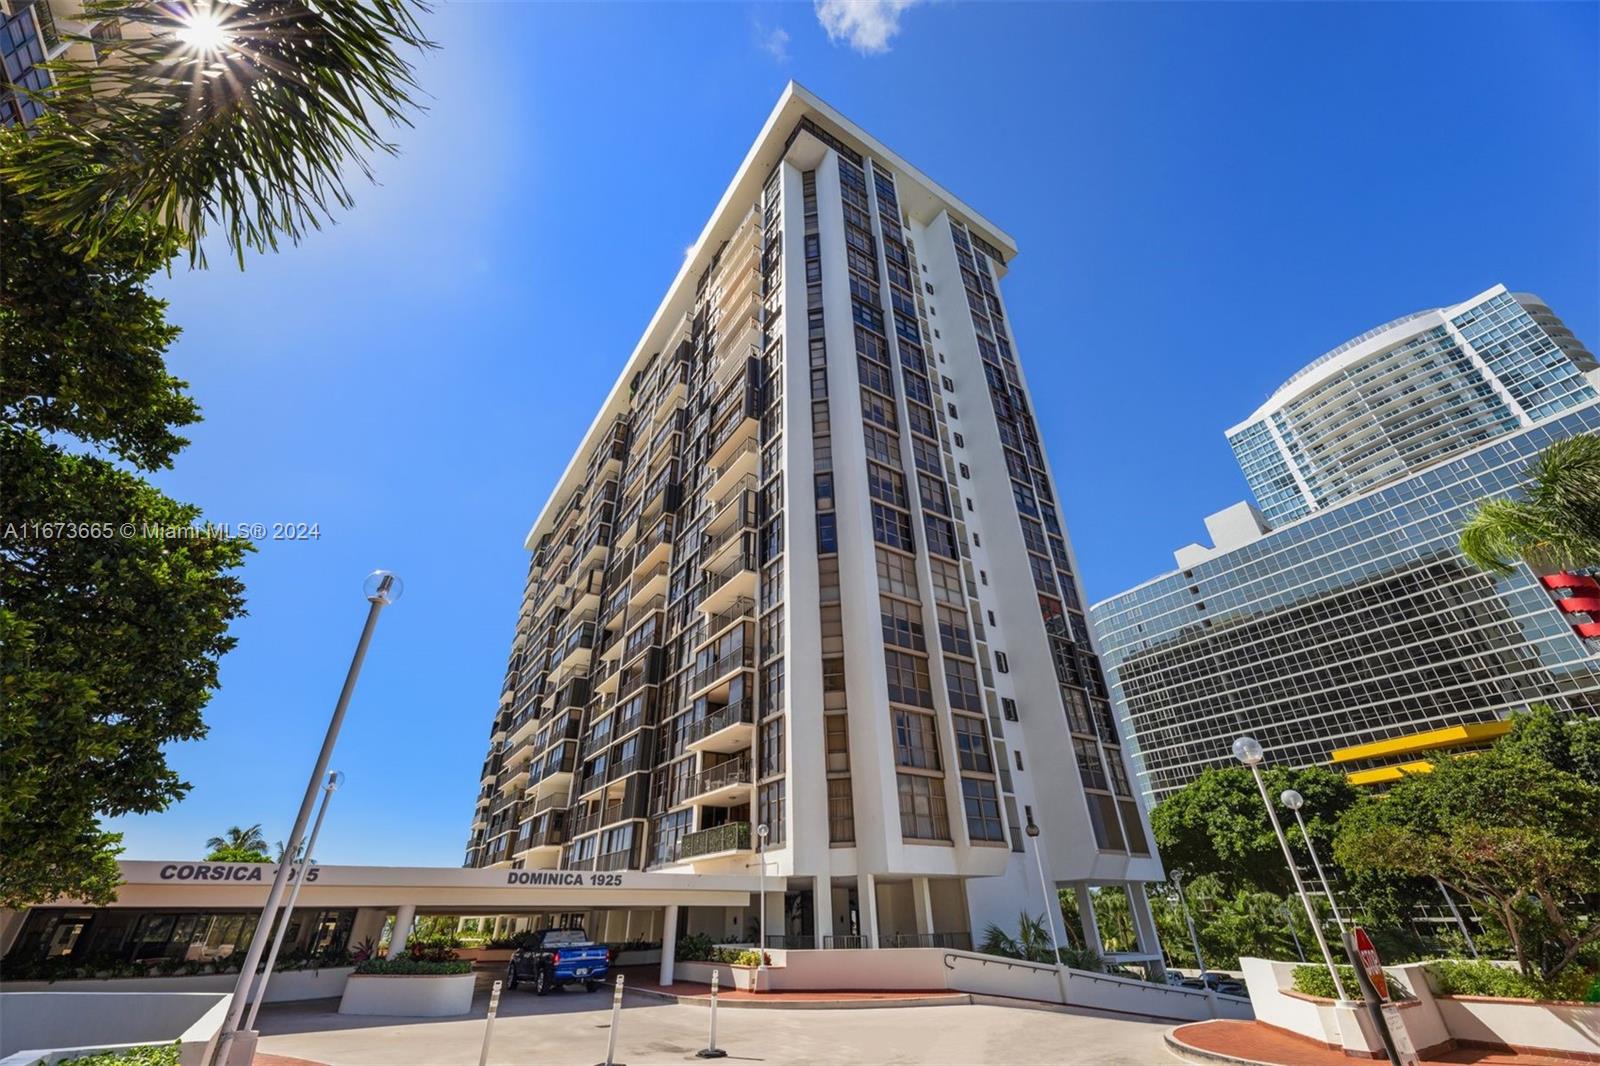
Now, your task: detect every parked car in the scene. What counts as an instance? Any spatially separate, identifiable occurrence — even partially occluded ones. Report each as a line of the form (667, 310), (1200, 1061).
(1181, 971), (1247, 997)
(506, 928), (612, 994)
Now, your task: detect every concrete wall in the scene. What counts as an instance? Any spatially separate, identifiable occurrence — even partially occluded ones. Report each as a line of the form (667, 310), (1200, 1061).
(1, 965), (354, 1003)
(0, 991), (229, 1066)
(338, 973), (475, 1017)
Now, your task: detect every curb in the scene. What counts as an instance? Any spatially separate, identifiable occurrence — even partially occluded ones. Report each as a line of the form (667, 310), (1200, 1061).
(1162, 1027), (1286, 1066)
(623, 987), (972, 1010)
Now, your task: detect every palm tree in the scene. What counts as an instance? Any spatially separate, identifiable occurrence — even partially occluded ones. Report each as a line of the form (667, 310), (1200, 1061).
(205, 824), (268, 855)
(1460, 435), (1600, 576)
(2, 0), (432, 266)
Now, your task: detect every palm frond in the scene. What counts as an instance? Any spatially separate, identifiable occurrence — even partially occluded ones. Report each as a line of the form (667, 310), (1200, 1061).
(1460, 434), (1600, 575)
(2, 0), (433, 267)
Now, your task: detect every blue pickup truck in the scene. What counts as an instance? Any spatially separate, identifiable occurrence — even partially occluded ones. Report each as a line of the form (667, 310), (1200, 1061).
(505, 928), (612, 994)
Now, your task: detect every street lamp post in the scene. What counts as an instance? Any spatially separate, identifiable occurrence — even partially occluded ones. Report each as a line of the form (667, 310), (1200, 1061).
(1279, 789), (1346, 933)
(213, 571), (401, 1066)
(1170, 868), (1207, 977)
(243, 770), (344, 1032)
(755, 823), (769, 989)
(1281, 903), (1307, 961)
(1024, 818), (1071, 1006)
(1231, 736), (1349, 1002)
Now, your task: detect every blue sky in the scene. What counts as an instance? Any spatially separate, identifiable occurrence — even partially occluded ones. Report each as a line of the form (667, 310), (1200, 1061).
(110, 1), (1599, 866)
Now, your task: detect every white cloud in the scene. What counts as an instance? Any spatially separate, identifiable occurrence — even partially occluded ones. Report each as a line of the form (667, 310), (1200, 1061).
(759, 24), (791, 63)
(814, 0), (925, 55)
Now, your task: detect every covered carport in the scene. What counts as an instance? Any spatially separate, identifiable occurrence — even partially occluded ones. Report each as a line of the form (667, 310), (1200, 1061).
(2, 860), (766, 988)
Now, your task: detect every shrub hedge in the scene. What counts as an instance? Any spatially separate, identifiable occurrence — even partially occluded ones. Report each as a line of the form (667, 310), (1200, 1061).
(59, 1045), (180, 1065)
(353, 958), (472, 976)
(1426, 959), (1598, 1002)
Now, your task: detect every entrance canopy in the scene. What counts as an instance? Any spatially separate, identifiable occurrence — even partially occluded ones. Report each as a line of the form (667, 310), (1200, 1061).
(106, 861), (765, 912)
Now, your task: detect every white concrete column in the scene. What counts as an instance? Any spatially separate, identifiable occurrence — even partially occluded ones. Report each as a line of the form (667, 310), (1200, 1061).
(812, 876), (833, 949)
(660, 905), (679, 986)
(858, 873), (880, 948)
(386, 904), (417, 960)
(912, 878), (935, 937)
(1128, 883), (1166, 976)
(1072, 885), (1104, 958)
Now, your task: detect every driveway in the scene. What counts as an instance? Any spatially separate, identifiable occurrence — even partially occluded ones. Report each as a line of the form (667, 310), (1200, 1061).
(256, 988), (1175, 1065)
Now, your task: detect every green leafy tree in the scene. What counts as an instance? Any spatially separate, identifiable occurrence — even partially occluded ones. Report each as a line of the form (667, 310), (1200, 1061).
(0, 149), (250, 909)
(1334, 747), (1600, 982)
(5, 0), (432, 266)
(1459, 434), (1600, 575)
(979, 912), (1058, 964)
(1150, 764), (1357, 895)
(1496, 704), (1600, 785)
(205, 824), (269, 855)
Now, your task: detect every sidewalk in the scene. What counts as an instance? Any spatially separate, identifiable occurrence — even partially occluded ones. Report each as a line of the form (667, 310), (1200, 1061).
(618, 966), (968, 1009)
(1167, 1019), (1590, 1066)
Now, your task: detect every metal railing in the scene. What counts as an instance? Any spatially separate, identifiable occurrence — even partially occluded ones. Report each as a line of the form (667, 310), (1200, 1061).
(880, 932), (973, 950)
(702, 555), (757, 600)
(686, 646), (753, 695)
(686, 755), (751, 798)
(685, 700), (753, 746)
(823, 935), (869, 949)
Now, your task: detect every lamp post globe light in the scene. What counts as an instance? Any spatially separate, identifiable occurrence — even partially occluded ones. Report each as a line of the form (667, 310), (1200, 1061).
(213, 571), (400, 1066)
(243, 770), (344, 1032)
(1279, 788), (1347, 932)
(1231, 736), (1350, 1003)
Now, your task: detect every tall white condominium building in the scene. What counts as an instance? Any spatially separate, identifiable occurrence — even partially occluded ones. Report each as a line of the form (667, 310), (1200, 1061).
(1228, 286), (1598, 527)
(1092, 287), (1600, 806)
(466, 83), (1165, 958)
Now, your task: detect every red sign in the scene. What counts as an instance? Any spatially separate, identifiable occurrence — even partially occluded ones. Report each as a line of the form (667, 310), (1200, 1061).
(1353, 926), (1388, 1001)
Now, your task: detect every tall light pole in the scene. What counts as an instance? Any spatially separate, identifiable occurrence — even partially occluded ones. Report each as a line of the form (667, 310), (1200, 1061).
(1025, 817), (1071, 1005)
(755, 823), (769, 990)
(1170, 868), (1207, 976)
(1231, 736), (1349, 1002)
(244, 770), (344, 1031)
(1279, 788), (1347, 932)
(213, 571), (401, 1066)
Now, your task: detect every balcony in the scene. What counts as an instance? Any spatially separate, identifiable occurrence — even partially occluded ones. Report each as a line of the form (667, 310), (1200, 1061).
(679, 820), (752, 861)
(706, 438), (759, 502)
(700, 553), (758, 617)
(629, 561), (670, 607)
(708, 406), (758, 469)
(631, 515), (675, 576)
(595, 842), (642, 872)
(700, 517), (752, 571)
(681, 754), (752, 808)
(686, 699), (755, 755)
(705, 477), (756, 538)
(686, 645), (753, 701)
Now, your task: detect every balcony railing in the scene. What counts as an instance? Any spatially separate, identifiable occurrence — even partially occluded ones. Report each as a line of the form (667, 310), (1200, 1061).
(823, 935), (869, 949)
(704, 554), (756, 599)
(703, 598), (755, 640)
(687, 754), (751, 799)
(686, 700), (753, 746)
(595, 843), (641, 871)
(878, 932), (973, 950)
(686, 645), (752, 695)
(679, 820), (751, 860)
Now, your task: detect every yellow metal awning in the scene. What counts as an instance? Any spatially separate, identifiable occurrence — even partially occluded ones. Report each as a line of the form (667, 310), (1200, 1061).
(1330, 721), (1511, 765)
(1346, 760), (1435, 786)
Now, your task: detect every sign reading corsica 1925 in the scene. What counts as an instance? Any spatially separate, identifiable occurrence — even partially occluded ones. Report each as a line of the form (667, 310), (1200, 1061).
(159, 864), (320, 883)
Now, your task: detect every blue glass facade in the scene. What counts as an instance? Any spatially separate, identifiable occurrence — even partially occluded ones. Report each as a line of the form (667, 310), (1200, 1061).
(1093, 401), (1600, 804)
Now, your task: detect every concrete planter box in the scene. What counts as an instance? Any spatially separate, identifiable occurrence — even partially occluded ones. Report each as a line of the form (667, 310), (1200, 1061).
(338, 972), (475, 1017)
(0, 991), (230, 1066)
(729, 965), (769, 993)
(1434, 995), (1600, 1059)
(455, 948), (514, 965)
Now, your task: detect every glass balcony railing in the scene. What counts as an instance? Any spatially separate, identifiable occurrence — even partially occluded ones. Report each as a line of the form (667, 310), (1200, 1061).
(685, 700), (753, 746)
